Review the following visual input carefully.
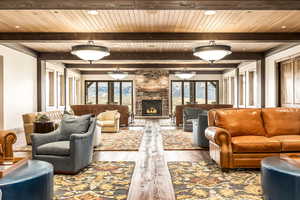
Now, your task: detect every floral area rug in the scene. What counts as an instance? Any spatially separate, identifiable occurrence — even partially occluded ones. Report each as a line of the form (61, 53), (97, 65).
(14, 129), (144, 152)
(168, 161), (262, 200)
(94, 129), (143, 151)
(161, 129), (205, 150)
(54, 161), (135, 200)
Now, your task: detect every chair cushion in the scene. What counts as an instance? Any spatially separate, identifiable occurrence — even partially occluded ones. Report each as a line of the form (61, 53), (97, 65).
(215, 109), (266, 137)
(60, 114), (91, 140)
(100, 120), (115, 127)
(262, 108), (300, 137)
(271, 135), (300, 152)
(37, 141), (70, 156)
(232, 136), (281, 153)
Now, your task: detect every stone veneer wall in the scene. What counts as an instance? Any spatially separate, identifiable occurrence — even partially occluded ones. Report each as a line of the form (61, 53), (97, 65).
(135, 70), (169, 116)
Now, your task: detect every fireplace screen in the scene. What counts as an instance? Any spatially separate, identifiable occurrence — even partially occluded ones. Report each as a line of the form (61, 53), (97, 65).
(142, 100), (162, 116)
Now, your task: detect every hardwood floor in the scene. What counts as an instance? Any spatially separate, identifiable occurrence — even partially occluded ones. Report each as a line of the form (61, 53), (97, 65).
(15, 119), (209, 200)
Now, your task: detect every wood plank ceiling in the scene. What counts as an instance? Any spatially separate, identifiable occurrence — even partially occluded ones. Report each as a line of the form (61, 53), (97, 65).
(0, 10), (300, 32)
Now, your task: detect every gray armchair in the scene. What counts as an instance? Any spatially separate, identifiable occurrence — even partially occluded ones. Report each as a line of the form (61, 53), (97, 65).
(192, 111), (209, 148)
(183, 107), (203, 132)
(31, 117), (96, 174)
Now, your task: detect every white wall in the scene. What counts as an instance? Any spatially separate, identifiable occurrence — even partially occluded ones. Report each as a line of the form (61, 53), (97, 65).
(265, 44), (300, 107)
(0, 45), (37, 130)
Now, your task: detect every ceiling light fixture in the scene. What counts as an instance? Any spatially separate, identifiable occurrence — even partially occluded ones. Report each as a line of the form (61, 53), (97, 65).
(193, 41), (232, 63)
(71, 41), (109, 63)
(281, 25), (287, 29)
(15, 25), (20, 29)
(87, 10), (99, 15)
(204, 10), (217, 15)
(175, 68), (195, 79)
(108, 67), (128, 80)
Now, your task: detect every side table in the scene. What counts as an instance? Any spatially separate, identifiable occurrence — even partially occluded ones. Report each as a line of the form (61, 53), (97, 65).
(33, 121), (54, 133)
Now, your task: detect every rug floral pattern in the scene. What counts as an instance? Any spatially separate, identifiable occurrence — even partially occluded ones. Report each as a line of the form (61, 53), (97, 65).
(168, 161), (262, 200)
(161, 129), (204, 150)
(14, 129), (144, 152)
(54, 161), (135, 200)
(94, 129), (143, 151)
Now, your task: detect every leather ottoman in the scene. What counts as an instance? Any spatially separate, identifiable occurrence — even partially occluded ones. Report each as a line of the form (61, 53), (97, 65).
(0, 160), (53, 200)
(261, 156), (300, 200)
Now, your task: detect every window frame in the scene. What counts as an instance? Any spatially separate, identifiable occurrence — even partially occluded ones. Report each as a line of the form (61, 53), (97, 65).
(171, 80), (219, 113)
(84, 80), (133, 112)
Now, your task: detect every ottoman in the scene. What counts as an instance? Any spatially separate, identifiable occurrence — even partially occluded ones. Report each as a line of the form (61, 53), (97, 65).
(0, 160), (53, 200)
(261, 156), (300, 200)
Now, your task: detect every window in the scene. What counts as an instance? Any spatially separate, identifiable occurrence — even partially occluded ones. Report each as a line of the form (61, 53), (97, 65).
(230, 77), (235, 105)
(75, 79), (81, 104)
(68, 77), (74, 105)
(239, 74), (245, 106)
(171, 80), (219, 113)
(85, 80), (133, 111)
(58, 73), (65, 106)
(248, 71), (255, 106)
(46, 71), (55, 107)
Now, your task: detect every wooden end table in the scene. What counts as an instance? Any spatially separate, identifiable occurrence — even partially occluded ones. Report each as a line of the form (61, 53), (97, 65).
(33, 121), (54, 133)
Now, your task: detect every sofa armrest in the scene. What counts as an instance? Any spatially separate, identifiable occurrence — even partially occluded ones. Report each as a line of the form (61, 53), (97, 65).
(0, 131), (17, 158)
(205, 126), (231, 146)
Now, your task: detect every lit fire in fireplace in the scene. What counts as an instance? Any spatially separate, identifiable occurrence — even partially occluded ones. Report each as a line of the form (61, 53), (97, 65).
(146, 107), (157, 114)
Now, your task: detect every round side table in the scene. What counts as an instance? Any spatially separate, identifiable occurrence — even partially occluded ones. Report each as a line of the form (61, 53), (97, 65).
(0, 160), (53, 200)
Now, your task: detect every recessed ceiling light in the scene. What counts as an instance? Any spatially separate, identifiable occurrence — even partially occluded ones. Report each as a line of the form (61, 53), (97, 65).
(204, 10), (217, 15)
(87, 10), (98, 15)
(281, 26), (287, 29)
(15, 25), (20, 29)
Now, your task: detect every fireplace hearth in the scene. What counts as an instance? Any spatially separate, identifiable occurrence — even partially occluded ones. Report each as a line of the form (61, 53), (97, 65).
(142, 100), (162, 116)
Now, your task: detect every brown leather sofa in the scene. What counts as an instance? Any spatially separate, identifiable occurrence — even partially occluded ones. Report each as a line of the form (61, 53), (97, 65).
(0, 130), (17, 160)
(175, 104), (233, 126)
(71, 104), (129, 127)
(205, 107), (300, 169)
(22, 110), (63, 145)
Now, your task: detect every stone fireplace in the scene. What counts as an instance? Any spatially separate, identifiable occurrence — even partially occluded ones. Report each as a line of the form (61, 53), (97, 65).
(135, 70), (169, 116)
(142, 100), (162, 116)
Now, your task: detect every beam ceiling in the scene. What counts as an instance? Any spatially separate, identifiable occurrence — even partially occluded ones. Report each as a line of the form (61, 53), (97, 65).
(1, 0), (300, 10)
(65, 63), (238, 69)
(39, 52), (263, 61)
(80, 70), (224, 75)
(1, 33), (300, 43)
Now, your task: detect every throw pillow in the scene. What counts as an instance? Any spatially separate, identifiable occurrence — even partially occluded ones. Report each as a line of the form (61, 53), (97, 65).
(60, 114), (91, 140)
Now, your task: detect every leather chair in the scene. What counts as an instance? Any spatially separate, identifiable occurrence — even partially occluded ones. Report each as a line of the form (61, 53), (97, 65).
(71, 104), (129, 127)
(175, 104), (233, 127)
(205, 107), (300, 170)
(0, 131), (17, 160)
(97, 111), (120, 133)
(31, 117), (96, 174)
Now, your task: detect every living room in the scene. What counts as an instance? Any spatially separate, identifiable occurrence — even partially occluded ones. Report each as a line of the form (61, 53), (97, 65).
(0, 1), (300, 200)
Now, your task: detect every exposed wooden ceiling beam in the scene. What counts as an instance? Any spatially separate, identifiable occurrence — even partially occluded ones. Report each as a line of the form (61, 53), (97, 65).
(65, 63), (238, 69)
(1, 0), (300, 10)
(39, 52), (263, 61)
(1, 32), (300, 43)
(80, 70), (223, 75)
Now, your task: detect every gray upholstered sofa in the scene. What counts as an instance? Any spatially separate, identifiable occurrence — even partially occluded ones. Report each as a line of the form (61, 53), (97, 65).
(31, 115), (96, 174)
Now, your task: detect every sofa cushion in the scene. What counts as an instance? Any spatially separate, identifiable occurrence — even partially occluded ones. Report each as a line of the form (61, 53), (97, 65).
(37, 141), (70, 156)
(60, 114), (91, 140)
(232, 136), (281, 153)
(262, 108), (300, 137)
(271, 135), (300, 152)
(215, 109), (266, 137)
(100, 120), (115, 127)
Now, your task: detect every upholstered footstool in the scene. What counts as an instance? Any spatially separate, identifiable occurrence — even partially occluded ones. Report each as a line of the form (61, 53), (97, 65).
(261, 156), (300, 200)
(0, 160), (53, 200)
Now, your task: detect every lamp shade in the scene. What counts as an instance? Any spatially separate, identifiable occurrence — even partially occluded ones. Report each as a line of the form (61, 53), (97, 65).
(109, 72), (128, 80)
(193, 42), (231, 63)
(71, 44), (109, 61)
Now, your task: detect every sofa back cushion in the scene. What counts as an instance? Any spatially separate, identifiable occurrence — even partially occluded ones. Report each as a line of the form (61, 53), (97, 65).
(262, 108), (300, 137)
(214, 109), (266, 137)
(60, 114), (91, 140)
(183, 107), (204, 120)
